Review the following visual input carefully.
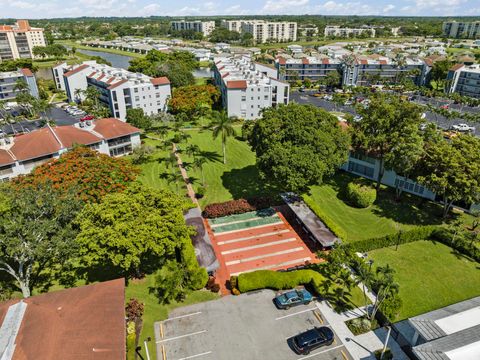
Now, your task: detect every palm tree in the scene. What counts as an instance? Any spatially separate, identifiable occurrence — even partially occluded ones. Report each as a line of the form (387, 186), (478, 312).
(186, 144), (200, 159)
(165, 152), (178, 174)
(13, 79), (29, 93)
(357, 264), (374, 318)
(74, 88), (84, 104)
(193, 157), (207, 185)
(207, 111), (236, 164)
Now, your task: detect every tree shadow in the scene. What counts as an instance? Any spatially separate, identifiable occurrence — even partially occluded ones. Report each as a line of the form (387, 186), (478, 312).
(198, 150), (222, 164)
(221, 165), (281, 200)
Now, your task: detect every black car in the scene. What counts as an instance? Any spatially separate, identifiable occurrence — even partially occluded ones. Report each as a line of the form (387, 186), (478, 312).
(290, 327), (334, 355)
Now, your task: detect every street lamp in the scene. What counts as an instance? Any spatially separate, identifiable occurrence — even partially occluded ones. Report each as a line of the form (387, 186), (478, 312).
(380, 323), (391, 360)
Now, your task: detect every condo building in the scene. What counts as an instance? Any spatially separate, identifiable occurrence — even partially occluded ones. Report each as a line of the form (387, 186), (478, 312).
(221, 20), (297, 43)
(213, 56), (289, 120)
(0, 68), (38, 100)
(442, 21), (480, 39)
(447, 64), (480, 99)
(275, 55), (342, 82)
(52, 61), (171, 121)
(324, 26), (375, 38)
(0, 20), (46, 61)
(170, 20), (216, 37)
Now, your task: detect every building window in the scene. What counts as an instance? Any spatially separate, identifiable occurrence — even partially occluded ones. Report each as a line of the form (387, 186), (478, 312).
(348, 161), (374, 178)
(109, 144), (132, 156)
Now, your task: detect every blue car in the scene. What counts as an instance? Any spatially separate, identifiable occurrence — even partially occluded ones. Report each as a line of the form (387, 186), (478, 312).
(274, 289), (313, 309)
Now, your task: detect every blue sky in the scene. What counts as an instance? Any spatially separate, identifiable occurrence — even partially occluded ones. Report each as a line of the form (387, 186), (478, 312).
(1, 0), (478, 18)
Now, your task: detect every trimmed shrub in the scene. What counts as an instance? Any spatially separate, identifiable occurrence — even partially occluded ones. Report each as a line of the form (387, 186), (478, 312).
(195, 186), (205, 199)
(346, 181), (376, 208)
(431, 228), (480, 262)
(302, 194), (348, 241)
(202, 197), (281, 218)
(237, 269), (325, 293)
(347, 226), (437, 253)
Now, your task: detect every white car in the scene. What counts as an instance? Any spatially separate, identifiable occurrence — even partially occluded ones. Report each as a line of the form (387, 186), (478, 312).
(451, 123), (475, 133)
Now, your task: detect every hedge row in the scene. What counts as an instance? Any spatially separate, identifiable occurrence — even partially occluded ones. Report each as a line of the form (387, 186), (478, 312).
(346, 182), (376, 208)
(302, 194), (348, 241)
(237, 269), (325, 293)
(431, 228), (480, 262)
(347, 226), (438, 253)
(202, 197), (280, 218)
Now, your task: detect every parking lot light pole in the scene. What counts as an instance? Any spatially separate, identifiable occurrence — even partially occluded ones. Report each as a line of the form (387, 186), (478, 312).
(380, 324), (391, 360)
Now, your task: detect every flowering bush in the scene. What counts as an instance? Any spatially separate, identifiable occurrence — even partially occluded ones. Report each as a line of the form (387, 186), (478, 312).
(202, 197), (278, 218)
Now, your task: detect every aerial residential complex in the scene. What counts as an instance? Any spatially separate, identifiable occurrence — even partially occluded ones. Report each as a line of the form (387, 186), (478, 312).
(0, 118), (140, 181)
(170, 20), (216, 37)
(52, 61), (171, 120)
(275, 55), (342, 82)
(221, 20), (297, 43)
(442, 21), (480, 39)
(0, 68), (38, 100)
(213, 56), (289, 120)
(0, 20), (46, 61)
(324, 25), (376, 38)
(447, 64), (480, 99)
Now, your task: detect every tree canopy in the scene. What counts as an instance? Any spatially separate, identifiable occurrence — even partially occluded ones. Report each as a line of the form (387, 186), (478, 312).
(169, 84), (220, 116)
(248, 104), (350, 192)
(13, 147), (139, 203)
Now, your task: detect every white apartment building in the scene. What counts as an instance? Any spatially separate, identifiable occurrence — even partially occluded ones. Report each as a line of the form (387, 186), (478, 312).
(213, 56), (289, 120)
(0, 20), (46, 61)
(52, 61), (171, 121)
(0, 68), (38, 100)
(299, 25), (319, 37)
(170, 20), (215, 37)
(221, 20), (297, 43)
(0, 118), (141, 181)
(324, 26), (375, 38)
(443, 21), (480, 39)
(447, 64), (480, 99)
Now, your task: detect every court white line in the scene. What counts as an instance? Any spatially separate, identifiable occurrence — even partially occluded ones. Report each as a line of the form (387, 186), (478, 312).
(221, 238), (297, 255)
(210, 215), (278, 228)
(163, 311), (202, 322)
(229, 257), (311, 276)
(298, 345), (344, 359)
(213, 221), (284, 235)
(225, 247), (304, 266)
(217, 229), (290, 245)
(176, 351), (212, 360)
(156, 330), (206, 343)
(275, 307), (317, 320)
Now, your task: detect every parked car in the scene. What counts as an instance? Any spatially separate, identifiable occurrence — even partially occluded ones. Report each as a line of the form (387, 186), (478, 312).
(81, 115), (95, 121)
(290, 327), (334, 355)
(440, 104), (449, 110)
(344, 100), (353, 106)
(353, 115), (363, 122)
(274, 289), (313, 309)
(451, 123), (475, 133)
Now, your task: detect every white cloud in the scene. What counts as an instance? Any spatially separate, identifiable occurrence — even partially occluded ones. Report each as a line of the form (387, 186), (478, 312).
(262, 0), (309, 13)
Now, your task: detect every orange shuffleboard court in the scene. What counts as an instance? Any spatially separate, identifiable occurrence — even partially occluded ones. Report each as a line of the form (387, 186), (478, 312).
(205, 208), (320, 293)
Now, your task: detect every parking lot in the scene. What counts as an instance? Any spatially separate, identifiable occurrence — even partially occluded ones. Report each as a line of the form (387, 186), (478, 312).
(155, 290), (351, 360)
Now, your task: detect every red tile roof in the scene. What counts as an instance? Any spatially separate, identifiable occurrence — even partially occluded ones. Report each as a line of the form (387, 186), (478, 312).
(379, 60), (387, 65)
(107, 79), (128, 90)
(97, 73), (106, 81)
(0, 149), (15, 165)
(19, 68), (33, 77)
(63, 64), (89, 78)
(276, 56), (286, 65)
(150, 77), (170, 85)
(302, 58), (309, 65)
(360, 59), (368, 65)
(93, 118), (140, 139)
(10, 127), (62, 161)
(226, 80), (247, 89)
(322, 59), (330, 65)
(449, 63), (465, 72)
(87, 71), (97, 78)
(221, 72), (230, 78)
(0, 279), (125, 360)
(54, 125), (102, 147)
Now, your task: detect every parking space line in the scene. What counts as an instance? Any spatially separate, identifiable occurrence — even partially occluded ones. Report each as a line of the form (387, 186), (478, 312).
(298, 345), (344, 359)
(275, 307), (317, 320)
(164, 312), (202, 322)
(156, 330), (207, 343)
(176, 351), (212, 360)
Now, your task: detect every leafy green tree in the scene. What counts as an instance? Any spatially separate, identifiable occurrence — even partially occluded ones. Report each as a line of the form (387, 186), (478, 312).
(131, 144), (154, 164)
(249, 104), (350, 192)
(0, 183), (83, 298)
(206, 111), (236, 164)
(76, 184), (200, 280)
(325, 70), (341, 89)
(370, 265), (401, 321)
(350, 94), (423, 190)
(126, 108), (151, 130)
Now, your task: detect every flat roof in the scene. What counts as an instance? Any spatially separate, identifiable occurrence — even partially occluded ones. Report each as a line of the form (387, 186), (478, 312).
(435, 307), (480, 335)
(445, 341), (480, 360)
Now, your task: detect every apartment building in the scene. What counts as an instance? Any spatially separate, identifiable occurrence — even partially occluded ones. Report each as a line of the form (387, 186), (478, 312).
(52, 61), (171, 120)
(275, 55), (342, 82)
(298, 25), (319, 37)
(342, 55), (426, 87)
(170, 20), (215, 37)
(324, 26), (375, 38)
(0, 118), (140, 181)
(0, 68), (38, 100)
(213, 56), (289, 120)
(0, 20), (46, 61)
(221, 20), (297, 43)
(447, 64), (480, 99)
(443, 21), (480, 39)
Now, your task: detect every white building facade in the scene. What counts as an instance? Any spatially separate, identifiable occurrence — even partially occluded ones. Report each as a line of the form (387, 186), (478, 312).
(52, 61), (171, 121)
(324, 26), (375, 38)
(0, 20), (46, 61)
(213, 56), (289, 120)
(442, 21), (480, 39)
(170, 21), (215, 37)
(447, 64), (480, 99)
(221, 20), (297, 43)
(0, 68), (38, 100)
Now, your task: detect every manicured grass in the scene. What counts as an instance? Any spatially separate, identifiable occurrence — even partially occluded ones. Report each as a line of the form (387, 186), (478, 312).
(308, 172), (448, 242)
(125, 274), (219, 359)
(369, 240), (480, 320)
(56, 40), (145, 58)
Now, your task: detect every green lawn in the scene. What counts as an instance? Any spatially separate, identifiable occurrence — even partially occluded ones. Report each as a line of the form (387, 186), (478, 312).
(56, 40), (145, 58)
(369, 240), (480, 320)
(308, 172), (450, 242)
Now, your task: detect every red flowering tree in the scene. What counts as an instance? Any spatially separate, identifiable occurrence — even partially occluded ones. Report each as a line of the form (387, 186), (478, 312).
(13, 146), (140, 203)
(168, 84), (220, 116)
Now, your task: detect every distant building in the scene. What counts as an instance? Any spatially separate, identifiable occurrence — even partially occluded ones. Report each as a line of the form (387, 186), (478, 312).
(0, 20), (46, 61)
(298, 25), (319, 37)
(52, 61), (171, 121)
(170, 20), (215, 37)
(324, 26), (375, 38)
(0, 279), (125, 360)
(442, 21), (480, 39)
(275, 55), (342, 82)
(221, 20), (297, 43)
(213, 56), (289, 120)
(447, 63), (480, 99)
(0, 68), (38, 100)
(0, 118), (141, 180)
